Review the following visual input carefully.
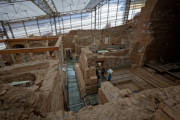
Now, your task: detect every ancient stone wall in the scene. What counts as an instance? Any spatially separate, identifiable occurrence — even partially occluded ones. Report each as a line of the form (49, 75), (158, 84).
(63, 24), (135, 55)
(130, 0), (180, 66)
(0, 60), (65, 120)
(78, 48), (97, 95)
(144, 0), (180, 63)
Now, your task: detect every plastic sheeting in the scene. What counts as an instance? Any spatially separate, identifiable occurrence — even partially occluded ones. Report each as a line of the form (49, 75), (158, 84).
(67, 59), (83, 112)
(0, 1), (45, 21)
(85, 0), (104, 9)
(0, 0), (103, 21)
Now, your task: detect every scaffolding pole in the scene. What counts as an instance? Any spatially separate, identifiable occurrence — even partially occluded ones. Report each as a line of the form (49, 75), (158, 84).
(70, 14), (72, 30)
(115, 0), (120, 26)
(1, 21), (16, 63)
(107, 0), (110, 26)
(61, 17), (65, 34)
(49, 18), (53, 34)
(81, 12), (83, 29)
(123, 0), (131, 24)
(36, 18), (41, 36)
(98, 4), (100, 29)
(7, 22), (15, 38)
(58, 16), (62, 34)
(53, 15), (57, 35)
(100, 5), (102, 29)
(94, 8), (96, 29)
(91, 11), (92, 29)
(1, 21), (9, 39)
(22, 21), (28, 37)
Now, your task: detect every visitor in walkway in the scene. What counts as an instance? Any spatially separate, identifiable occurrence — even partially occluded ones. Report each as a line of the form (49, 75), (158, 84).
(96, 67), (101, 88)
(107, 68), (113, 81)
(96, 68), (100, 80)
(101, 66), (105, 80)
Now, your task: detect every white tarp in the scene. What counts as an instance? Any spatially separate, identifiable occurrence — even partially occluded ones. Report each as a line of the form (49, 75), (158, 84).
(54, 0), (90, 13)
(85, 0), (104, 9)
(0, 1), (45, 21)
(0, 0), (103, 21)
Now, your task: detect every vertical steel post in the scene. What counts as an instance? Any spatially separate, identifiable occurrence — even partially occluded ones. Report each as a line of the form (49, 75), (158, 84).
(58, 16), (62, 34)
(115, 0), (120, 26)
(7, 22), (15, 38)
(36, 18), (41, 36)
(1, 21), (16, 63)
(61, 17), (65, 34)
(100, 5), (102, 29)
(94, 8), (96, 29)
(53, 15), (57, 35)
(22, 21), (28, 37)
(91, 11), (92, 29)
(123, 0), (131, 24)
(70, 13), (72, 30)
(49, 18), (53, 34)
(98, 5), (100, 29)
(81, 12), (83, 29)
(107, 0), (110, 26)
(1, 21), (9, 39)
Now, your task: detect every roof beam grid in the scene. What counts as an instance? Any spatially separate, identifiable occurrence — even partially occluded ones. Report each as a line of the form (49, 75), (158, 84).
(31, 0), (57, 16)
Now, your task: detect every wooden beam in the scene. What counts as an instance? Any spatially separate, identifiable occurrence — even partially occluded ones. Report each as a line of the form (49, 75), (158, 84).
(0, 47), (59, 54)
(0, 36), (58, 43)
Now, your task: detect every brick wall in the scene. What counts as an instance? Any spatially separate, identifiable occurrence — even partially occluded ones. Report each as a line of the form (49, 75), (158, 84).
(130, 0), (180, 66)
(144, 0), (180, 63)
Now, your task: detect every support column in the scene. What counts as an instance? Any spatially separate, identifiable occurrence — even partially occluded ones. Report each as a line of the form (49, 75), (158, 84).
(49, 18), (54, 34)
(123, 0), (131, 24)
(91, 11), (92, 29)
(7, 22), (15, 38)
(98, 5), (100, 29)
(61, 17), (65, 34)
(81, 12), (83, 29)
(1, 21), (9, 39)
(94, 8), (96, 29)
(22, 21), (28, 37)
(36, 18), (41, 36)
(53, 15), (57, 35)
(100, 5), (102, 29)
(1, 21), (15, 64)
(70, 14), (72, 30)
(115, 0), (120, 26)
(107, 0), (110, 26)
(58, 16), (62, 34)
(93, 8), (97, 49)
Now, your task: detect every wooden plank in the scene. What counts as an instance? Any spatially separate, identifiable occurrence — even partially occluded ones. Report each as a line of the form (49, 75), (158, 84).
(0, 36), (58, 43)
(145, 63), (165, 73)
(160, 103), (180, 120)
(166, 71), (180, 80)
(0, 47), (59, 54)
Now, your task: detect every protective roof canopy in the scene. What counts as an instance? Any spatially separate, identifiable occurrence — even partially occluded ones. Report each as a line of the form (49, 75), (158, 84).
(0, 0), (103, 21)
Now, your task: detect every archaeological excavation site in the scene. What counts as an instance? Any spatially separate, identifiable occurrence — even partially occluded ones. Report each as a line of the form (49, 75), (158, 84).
(0, 0), (180, 120)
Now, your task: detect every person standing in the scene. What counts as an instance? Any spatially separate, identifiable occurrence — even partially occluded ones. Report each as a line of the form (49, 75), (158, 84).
(107, 68), (113, 81)
(101, 66), (105, 80)
(96, 67), (100, 80)
(96, 67), (101, 88)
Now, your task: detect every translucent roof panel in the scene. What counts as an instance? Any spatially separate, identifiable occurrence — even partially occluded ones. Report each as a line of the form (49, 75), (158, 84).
(86, 0), (104, 9)
(54, 0), (90, 13)
(0, 1), (46, 21)
(0, 0), (104, 21)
